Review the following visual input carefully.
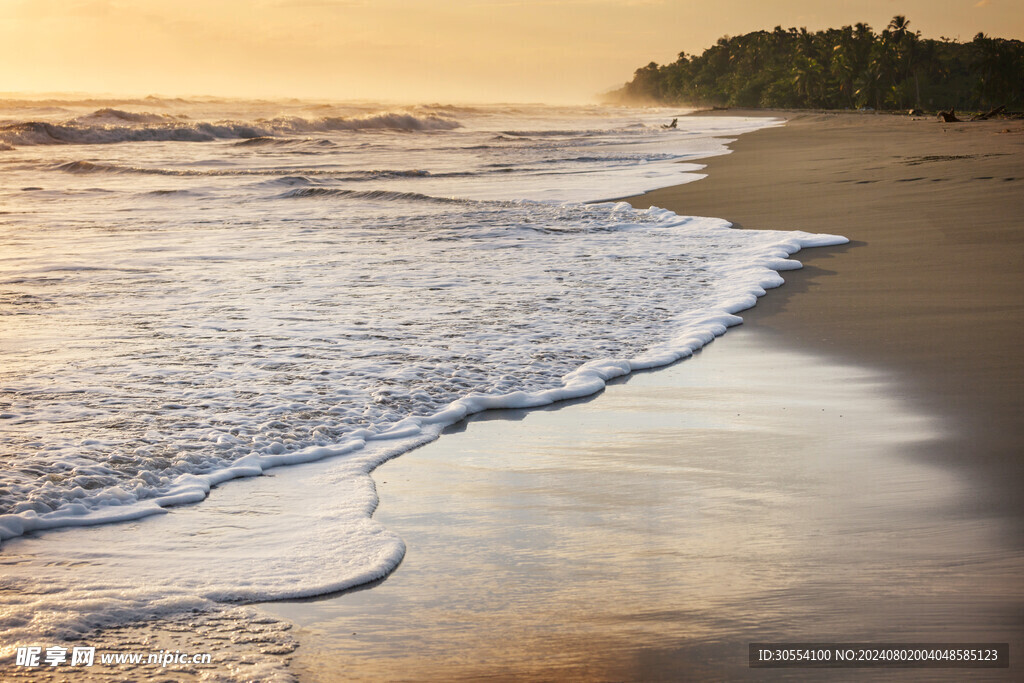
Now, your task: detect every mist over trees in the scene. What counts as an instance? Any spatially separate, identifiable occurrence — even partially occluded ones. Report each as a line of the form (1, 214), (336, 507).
(610, 17), (1024, 110)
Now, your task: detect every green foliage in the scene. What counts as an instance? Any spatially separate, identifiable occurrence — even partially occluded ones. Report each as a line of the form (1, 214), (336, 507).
(610, 17), (1024, 111)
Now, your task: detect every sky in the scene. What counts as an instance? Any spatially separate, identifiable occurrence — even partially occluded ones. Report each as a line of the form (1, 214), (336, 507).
(0, 0), (1021, 104)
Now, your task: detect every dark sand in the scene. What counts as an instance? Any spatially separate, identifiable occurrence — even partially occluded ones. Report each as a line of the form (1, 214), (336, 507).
(263, 332), (1020, 681)
(257, 113), (1024, 680)
(630, 111), (1024, 530)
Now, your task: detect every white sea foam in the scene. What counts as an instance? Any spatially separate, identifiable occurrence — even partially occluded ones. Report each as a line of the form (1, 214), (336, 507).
(0, 196), (843, 543)
(0, 101), (846, 651)
(0, 434), (419, 647)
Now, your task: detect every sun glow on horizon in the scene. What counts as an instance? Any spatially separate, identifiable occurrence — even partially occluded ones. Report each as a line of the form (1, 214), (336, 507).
(1, 0), (1021, 104)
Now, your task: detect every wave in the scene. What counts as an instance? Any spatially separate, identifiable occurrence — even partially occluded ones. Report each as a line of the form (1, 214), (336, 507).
(233, 136), (288, 147)
(74, 108), (181, 125)
(144, 189), (202, 197)
(54, 160), (133, 173)
(0, 112), (461, 147)
(532, 153), (678, 165)
(414, 103), (484, 115)
(0, 121), (267, 146)
(233, 136), (336, 148)
(54, 160), (220, 175)
(53, 160), (461, 182)
(270, 113), (460, 133)
(258, 175), (316, 187)
(500, 128), (652, 138)
(279, 187), (467, 203)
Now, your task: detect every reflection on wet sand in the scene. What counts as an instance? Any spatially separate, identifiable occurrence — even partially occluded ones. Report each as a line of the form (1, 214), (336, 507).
(263, 329), (1022, 681)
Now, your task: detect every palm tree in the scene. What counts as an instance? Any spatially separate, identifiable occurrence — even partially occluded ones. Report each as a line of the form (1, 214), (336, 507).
(792, 55), (825, 106)
(887, 15), (920, 107)
(829, 25), (861, 107)
(888, 15), (911, 41)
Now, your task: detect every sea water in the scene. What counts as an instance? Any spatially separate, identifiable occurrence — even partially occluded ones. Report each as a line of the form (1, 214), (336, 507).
(0, 99), (845, 665)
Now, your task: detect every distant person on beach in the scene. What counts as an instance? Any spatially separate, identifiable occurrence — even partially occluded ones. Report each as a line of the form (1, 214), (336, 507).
(663, 118), (677, 129)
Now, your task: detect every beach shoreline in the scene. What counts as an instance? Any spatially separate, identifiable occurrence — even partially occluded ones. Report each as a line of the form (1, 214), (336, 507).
(627, 109), (1024, 532)
(254, 111), (1024, 679)
(4, 109), (1021, 681)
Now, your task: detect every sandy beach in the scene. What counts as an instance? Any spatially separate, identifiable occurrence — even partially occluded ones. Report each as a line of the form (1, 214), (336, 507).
(632, 110), (1024, 530)
(255, 112), (1024, 679)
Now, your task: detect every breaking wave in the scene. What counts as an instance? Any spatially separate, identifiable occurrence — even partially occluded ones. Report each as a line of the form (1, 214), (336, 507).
(278, 187), (467, 203)
(0, 121), (265, 146)
(53, 160), (465, 182)
(0, 111), (461, 147)
(232, 136), (336, 148)
(271, 113), (461, 133)
(74, 108), (181, 124)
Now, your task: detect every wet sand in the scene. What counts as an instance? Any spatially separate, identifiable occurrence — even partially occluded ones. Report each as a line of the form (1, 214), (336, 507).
(630, 111), (1024, 529)
(263, 331), (1020, 681)
(258, 112), (1024, 679)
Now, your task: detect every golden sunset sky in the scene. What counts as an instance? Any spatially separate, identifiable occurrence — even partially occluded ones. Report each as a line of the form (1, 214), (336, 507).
(1, 0), (1021, 103)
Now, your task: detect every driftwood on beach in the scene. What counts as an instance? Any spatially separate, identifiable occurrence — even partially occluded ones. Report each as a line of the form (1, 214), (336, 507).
(938, 105), (1009, 123)
(972, 105), (1007, 121)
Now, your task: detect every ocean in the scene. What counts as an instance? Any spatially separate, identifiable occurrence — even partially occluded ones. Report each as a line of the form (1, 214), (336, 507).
(0, 99), (845, 675)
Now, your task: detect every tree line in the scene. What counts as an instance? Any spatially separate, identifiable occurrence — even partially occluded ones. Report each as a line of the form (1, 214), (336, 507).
(609, 17), (1024, 111)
